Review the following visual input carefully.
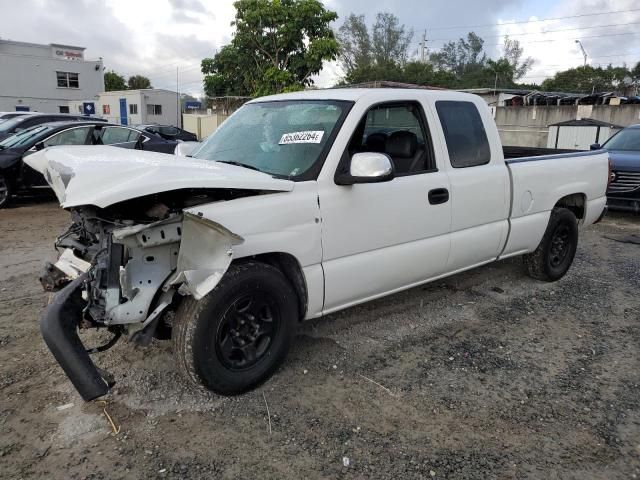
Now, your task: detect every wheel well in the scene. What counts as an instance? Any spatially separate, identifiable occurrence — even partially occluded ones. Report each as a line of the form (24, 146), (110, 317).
(554, 193), (586, 222)
(236, 253), (308, 321)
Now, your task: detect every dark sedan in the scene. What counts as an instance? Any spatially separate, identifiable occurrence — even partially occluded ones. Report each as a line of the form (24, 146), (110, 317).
(137, 124), (197, 142)
(0, 113), (107, 142)
(592, 125), (640, 213)
(0, 122), (178, 207)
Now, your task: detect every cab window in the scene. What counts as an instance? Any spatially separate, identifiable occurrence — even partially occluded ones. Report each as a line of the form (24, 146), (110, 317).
(435, 101), (491, 168)
(347, 102), (435, 175)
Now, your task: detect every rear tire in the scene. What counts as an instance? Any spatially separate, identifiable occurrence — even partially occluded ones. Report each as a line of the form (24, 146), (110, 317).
(524, 207), (578, 282)
(0, 174), (11, 209)
(172, 261), (298, 395)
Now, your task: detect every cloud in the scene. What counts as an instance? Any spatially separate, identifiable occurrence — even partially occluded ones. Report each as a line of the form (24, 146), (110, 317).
(168, 0), (206, 14)
(496, 0), (640, 85)
(168, 0), (210, 23)
(1, 0), (638, 95)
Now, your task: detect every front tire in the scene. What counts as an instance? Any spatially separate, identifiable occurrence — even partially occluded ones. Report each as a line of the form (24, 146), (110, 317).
(0, 174), (11, 209)
(172, 261), (298, 395)
(524, 207), (578, 282)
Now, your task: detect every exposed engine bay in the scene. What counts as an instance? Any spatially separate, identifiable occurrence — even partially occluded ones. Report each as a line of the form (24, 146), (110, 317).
(42, 189), (248, 342)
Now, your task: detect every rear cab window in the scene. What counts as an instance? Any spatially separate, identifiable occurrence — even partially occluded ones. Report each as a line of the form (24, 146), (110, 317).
(435, 101), (491, 168)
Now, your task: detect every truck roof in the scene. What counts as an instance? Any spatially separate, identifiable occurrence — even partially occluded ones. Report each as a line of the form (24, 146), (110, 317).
(249, 88), (477, 104)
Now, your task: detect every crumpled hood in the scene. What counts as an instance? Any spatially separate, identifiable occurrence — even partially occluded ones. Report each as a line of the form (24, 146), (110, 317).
(24, 145), (294, 208)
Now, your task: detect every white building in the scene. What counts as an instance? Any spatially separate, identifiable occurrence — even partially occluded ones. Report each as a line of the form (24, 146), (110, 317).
(69, 89), (179, 126)
(0, 39), (104, 113)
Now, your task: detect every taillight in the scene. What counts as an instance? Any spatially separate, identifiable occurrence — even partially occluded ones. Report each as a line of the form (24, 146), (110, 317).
(607, 156), (613, 190)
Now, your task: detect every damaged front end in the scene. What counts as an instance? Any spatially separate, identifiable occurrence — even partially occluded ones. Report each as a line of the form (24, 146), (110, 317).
(41, 194), (243, 401)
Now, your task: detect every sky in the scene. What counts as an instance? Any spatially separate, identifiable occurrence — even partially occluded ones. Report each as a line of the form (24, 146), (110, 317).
(1, 0), (639, 96)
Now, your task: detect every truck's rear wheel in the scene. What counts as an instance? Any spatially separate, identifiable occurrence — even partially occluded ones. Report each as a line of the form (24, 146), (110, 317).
(524, 207), (578, 282)
(172, 261), (298, 395)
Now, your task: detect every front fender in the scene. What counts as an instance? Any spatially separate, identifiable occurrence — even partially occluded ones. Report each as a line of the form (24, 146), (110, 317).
(167, 213), (244, 299)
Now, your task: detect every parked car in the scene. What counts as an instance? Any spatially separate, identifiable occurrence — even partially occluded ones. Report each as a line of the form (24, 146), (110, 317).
(0, 111), (36, 122)
(29, 89), (608, 401)
(0, 122), (178, 207)
(591, 124), (640, 212)
(174, 140), (201, 156)
(137, 124), (197, 142)
(0, 113), (107, 142)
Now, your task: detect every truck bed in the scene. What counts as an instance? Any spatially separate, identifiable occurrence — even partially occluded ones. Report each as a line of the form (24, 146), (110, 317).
(503, 145), (580, 159)
(499, 149), (609, 259)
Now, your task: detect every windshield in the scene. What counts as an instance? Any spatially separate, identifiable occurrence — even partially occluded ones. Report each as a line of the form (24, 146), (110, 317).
(0, 115), (29, 133)
(191, 100), (351, 178)
(602, 128), (640, 152)
(0, 125), (51, 149)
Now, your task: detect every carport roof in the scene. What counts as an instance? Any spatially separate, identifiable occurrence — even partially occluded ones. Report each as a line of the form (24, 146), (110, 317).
(549, 118), (623, 128)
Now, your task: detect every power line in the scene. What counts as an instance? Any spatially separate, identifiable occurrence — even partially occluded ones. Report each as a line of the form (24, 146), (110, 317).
(427, 7), (640, 31)
(450, 30), (640, 49)
(429, 20), (640, 42)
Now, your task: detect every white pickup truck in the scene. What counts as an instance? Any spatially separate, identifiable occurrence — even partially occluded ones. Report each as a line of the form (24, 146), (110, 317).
(28, 89), (609, 401)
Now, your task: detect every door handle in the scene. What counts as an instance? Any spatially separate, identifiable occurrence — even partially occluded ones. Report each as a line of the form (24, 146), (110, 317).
(428, 188), (449, 205)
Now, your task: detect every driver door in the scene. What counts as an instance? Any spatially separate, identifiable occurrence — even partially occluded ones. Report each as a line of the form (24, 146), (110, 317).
(319, 101), (452, 313)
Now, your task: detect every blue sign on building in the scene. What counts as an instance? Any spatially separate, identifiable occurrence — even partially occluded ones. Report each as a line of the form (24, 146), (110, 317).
(185, 101), (202, 110)
(82, 102), (95, 116)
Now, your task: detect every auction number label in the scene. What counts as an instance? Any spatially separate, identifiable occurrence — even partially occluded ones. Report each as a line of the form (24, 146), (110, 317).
(279, 131), (324, 145)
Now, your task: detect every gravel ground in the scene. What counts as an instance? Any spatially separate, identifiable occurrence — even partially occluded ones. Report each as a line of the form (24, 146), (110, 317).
(0, 199), (639, 480)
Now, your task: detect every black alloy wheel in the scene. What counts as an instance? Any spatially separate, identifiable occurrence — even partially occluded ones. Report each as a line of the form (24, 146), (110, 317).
(524, 207), (579, 282)
(172, 261), (298, 395)
(215, 290), (280, 371)
(549, 223), (571, 268)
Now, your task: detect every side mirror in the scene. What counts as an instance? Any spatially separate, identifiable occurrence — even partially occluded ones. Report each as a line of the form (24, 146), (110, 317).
(590, 143), (601, 150)
(35, 142), (45, 151)
(134, 135), (144, 150)
(174, 141), (201, 157)
(336, 152), (395, 185)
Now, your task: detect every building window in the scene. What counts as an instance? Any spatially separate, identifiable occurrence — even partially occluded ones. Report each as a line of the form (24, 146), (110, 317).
(103, 105), (110, 115)
(59, 106), (70, 114)
(56, 71), (79, 88)
(129, 104), (138, 115)
(146, 104), (162, 115)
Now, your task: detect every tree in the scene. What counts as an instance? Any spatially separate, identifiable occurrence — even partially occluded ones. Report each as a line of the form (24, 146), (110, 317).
(336, 12), (413, 84)
(371, 12), (413, 66)
(202, 0), (339, 97)
(104, 70), (127, 91)
(541, 65), (632, 93)
(429, 32), (487, 80)
(128, 75), (152, 90)
(336, 14), (372, 77)
(502, 37), (534, 81)
(335, 16), (535, 91)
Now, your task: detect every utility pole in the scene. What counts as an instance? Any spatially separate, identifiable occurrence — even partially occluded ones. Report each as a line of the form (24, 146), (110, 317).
(176, 66), (180, 128)
(575, 40), (588, 67)
(418, 30), (428, 62)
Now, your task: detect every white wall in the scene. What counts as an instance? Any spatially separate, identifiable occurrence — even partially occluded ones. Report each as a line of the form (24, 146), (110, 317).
(0, 42), (104, 113)
(142, 89), (178, 126)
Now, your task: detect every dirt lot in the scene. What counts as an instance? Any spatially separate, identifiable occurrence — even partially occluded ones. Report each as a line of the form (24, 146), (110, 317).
(1, 199), (639, 480)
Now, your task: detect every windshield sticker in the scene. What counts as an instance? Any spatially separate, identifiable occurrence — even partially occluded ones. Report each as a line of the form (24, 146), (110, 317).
(279, 131), (324, 145)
